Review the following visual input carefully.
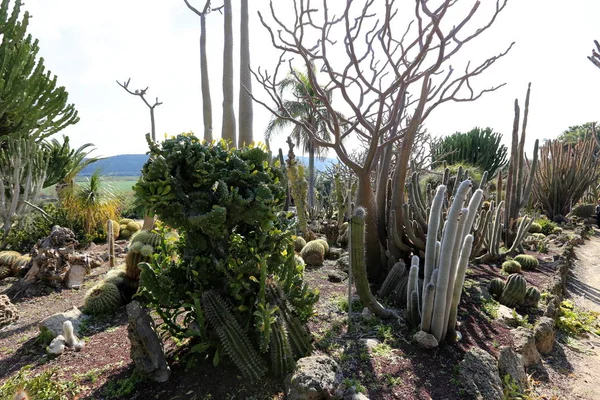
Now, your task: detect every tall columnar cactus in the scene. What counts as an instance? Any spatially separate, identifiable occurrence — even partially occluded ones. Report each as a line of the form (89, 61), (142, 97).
(107, 220), (115, 268)
(334, 173), (347, 226)
(286, 138), (312, 240)
(504, 84), (539, 247)
(378, 261), (407, 298)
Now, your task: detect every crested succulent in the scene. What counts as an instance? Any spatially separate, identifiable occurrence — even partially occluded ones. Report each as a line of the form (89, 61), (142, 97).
(499, 273), (527, 308)
(83, 281), (123, 315)
(528, 222), (542, 234)
(502, 260), (522, 274)
(294, 236), (306, 253)
(0, 250), (21, 266)
(513, 254), (539, 271)
(488, 277), (505, 299)
(523, 286), (541, 308)
(300, 240), (325, 266)
(314, 238), (329, 255)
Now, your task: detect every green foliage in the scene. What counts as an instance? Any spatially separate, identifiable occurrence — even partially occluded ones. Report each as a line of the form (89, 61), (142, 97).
(513, 254), (539, 271)
(101, 369), (145, 400)
(43, 136), (99, 188)
(556, 300), (600, 337)
(557, 122), (597, 145)
(0, 265), (10, 280)
(83, 281), (123, 315)
(431, 127), (508, 177)
(134, 136), (317, 377)
(534, 217), (558, 236)
(0, 366), (80, 400)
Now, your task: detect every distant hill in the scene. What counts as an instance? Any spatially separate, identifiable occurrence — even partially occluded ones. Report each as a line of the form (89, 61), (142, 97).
(79, 153), (337, 177)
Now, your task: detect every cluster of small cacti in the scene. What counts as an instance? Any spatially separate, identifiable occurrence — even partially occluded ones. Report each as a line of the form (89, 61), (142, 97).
(513, 254), (539, 271)
(488, 273), (541, 308)
(0, 250), (30, 280)
(83, 281), (123, 315)
(118, 218), (142, 240)
(300, 240), (325, 266)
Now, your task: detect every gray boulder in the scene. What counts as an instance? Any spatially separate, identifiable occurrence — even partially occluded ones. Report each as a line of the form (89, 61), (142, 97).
(285, 355), (343, 400)
(534, 317), (555, 354)
(459, 347), (503, 400)
(336, 255), (349, 273)
(127, 300), (170, 382)
(413, 330), (439, 349)
(327, 270), (348, 283)
(39, 307), (87, 338)
(510, 327), (541, 367)
(498, 346), (527, 392)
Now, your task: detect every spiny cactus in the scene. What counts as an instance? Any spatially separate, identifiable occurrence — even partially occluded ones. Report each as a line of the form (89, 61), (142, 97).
(125, 251), (151, 281)
(489, 278), (505, 299)
(378, 261), (407, 298)
(0, 266), (10, 280)
(119, 218), (134, 225)
(131, 230), (162, 248)
(83, 281), (123, 315)
(513, 254), (539, 271)
(105, 265), (127, 286)
(528, 222), (542, 234)
(294, 254), (305, 267)
(126, 221), (141, 233)
(499, 274), (527, 308)
(11, 255), (31, 276)
(109, 219), (120, 239)
(269, 319), (295, 378)
(523, 286), (541, 308)
(120, 229), (131, 240)
(300, 240), (325, 266)
(294, 236), (306, 253)
(314, 238), (329, 255)
(0, 250), (20, 266)
(202, 291), (267, 381)
(502, 260), (522, 274)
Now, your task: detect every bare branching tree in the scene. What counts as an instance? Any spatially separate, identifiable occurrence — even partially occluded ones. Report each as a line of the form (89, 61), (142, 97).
(116, 78), (162, 142)
(589, 40), (600, 70)
(252, 0), (513, 280)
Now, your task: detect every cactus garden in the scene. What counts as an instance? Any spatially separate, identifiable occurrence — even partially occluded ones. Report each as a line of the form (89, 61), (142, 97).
(2, 0), (600, 399)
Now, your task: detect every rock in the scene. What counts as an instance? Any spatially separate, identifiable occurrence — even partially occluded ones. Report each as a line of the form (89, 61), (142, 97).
(510, 327), (541, 367)
(328, 270), (348, 283)
(0, 294), (19, 328)
(327, 247), (343, 260)
(66, 264), (87, 289)
(358, 338), (380, 349)
(284, 355), (343, 400)
(413, 331), (439, 349)
(127, 300), (171, 382)
(495, 304), (519, 327)
(459, 347), (503, 400)
(498, 346), (527, 391)
(40, 307), (88, 338)
(534, 317), (555, 355)
(336, 255), (349, 273)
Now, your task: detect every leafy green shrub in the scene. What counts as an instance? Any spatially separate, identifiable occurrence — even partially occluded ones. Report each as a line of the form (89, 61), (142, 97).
(557, 300), (600, 337)
(134, 136), (318, 380)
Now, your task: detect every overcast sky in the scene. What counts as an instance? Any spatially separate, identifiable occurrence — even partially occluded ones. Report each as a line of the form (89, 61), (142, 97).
(22, 0), (600, 159)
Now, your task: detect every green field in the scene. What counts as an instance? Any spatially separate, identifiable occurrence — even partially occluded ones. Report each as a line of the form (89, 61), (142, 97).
(40, 176), (140, 199)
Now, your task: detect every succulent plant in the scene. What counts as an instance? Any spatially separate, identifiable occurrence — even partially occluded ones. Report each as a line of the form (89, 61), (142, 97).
(105, 264), (127, 286)
(139, 245), (154, 257)
(125, 251), (151, 281)
(523, 286), (541, 308)
(488, 277), (505, 299)
(502, 260), (522, 274)
(528, 222), (542, 234)
(513, 254), (539, 271)
(300, 240), (325, 266)
(109, 219), (120, 239)
(120, 229), (131, 240)
(130, 230), (162, 248)
(499, 273), (527, 308)
(83, 281), (123, 315)
(127, 221), (142, 233)
(294, 254), (305, 267)
(294, 236), (306, 253)
(0, 250), (21, 266)
(378, 261), (407, 298)
(119, 218), (134, 225)
(0, 266), (10, 280)
(314, 238), (329, 255)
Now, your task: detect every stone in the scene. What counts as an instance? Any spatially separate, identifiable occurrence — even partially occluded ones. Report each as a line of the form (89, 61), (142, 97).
(336, 255), (349, 273)
(127, 300), (171, 382)
(510, 327), (541, 367)
(327, 270), (348, 283)
(358, 338), (380, 349)
(534, 317), (555, 355)
(0, 294), (19, 328)
(495, 304), (519, 327)
(66, 264), (87, 288)
(498, 346), (527, 391)
(413, 330), (439, 349)
(327, 247), (343, 260)
(284, 355), (343, 400)
(40, 307), (88, 338)
(459, 347), (503, 400)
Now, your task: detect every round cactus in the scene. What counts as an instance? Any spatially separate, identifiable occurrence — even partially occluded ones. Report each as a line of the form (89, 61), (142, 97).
(523, 286), (541, 308)
(294, 236), (307, 253)
(0, 250), (21, 266)
(300, 240), (325, 266)
(125, 251), (152, 281)
(139, 245), (154, 257)
(482, 201), (491, 211)
(120, 229), (132, 240)
(130, 230), (162, 248)
(294, 254), (305, 267)
(109, 220), (120, 239)
(488, 277), (505, 299)
(0, 266), (10, 280)
(528, 222), (542, 234)
(499, 274), (527, 308)
(129, 242), (143, 253)
(314, 238), (329, 255)
(126, 221), (142, 233)
(502, 260), (522, 274)
(513, 254), (539, 271)
(119, 218), (134, 225)
(83, 282), (123, 315)
(105, 265), (127, 286)
(531, 233), (546, 239)
(552, 227), (563, 234)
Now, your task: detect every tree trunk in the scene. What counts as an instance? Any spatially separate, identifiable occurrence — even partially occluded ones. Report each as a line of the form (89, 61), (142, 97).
(355, 172), (383, 282)
(308, 140), (315, 211)
(238, 0), (253, 147)
(221, 0), (236, 147)
(149, 108), (156, 142)
(200, 13), (213, 141)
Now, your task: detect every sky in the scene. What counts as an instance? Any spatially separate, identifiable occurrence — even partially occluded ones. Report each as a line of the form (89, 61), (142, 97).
(21, 0), (600, 160)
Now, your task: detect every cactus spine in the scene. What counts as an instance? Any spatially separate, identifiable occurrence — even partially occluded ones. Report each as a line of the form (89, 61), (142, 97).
(269, 319), (295, 378)
(523, 286), (541, 307)
(83, 282), (123, 315)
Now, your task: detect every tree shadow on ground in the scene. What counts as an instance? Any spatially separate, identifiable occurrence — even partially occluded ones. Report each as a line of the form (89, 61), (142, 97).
(0, 335), (47, 379)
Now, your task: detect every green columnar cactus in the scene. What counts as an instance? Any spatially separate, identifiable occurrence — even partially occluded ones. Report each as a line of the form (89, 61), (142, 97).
(202, 291), (267, 381)
(420, 282), (435, 333)
(287, 153), (311, 240)
(523, 286), (541, 308)
(513, 254), (539, 271)
(83, 282), (123, 315)
(489, 278), (506, 298)
(406, 259), (420, 327)
(502, 260), (522, 274)
(108, 220), (115, 268)
(499, 274), (527, 307)
(378, 261), (407, 298)
(294, 236), (307, 252)
(300, 240), (325, 266)
(125, 251), (151, 281)
(334, 173), (347, 226)
(269, 319), (295, 378)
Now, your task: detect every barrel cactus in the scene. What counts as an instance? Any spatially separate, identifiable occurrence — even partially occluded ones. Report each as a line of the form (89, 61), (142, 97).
(130, 230), (162, 248)
(0, 266), (10, 280)
(523, 286), (541, 308)
(0, 251), (20, 267)
(499, 274), (527, 308)
(294, 254), (305, 267)
(125, 230), (162, 280)
(83, 281), (123, 315)
(488, 277), (505, 299)
(300, 240), (325, 266)
(378, 262), (407, 298)
(502, 260), (522, 274)
(126, 221), (142, 234)
(513, 254), (539, 271)
(119, 218), (134, 225)
(109, 219), (120, 239)
(528, 222), (542, 234)
(314, 238), (329, 255)
(294, 236), (307, 253)
(120, 229), (132, 240)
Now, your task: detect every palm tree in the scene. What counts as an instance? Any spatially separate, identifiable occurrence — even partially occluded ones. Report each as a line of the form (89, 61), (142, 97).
(265, 69), (340, 210)
(43, 135), (101, 192)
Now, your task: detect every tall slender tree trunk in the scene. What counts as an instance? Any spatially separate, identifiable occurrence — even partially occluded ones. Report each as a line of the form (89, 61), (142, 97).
(238, 0), (253, 147)
(308, 140), (315, 211)
(356, 172), (383, 282)
(200, 13), (213, 141)
(221, 0), (236, 147)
